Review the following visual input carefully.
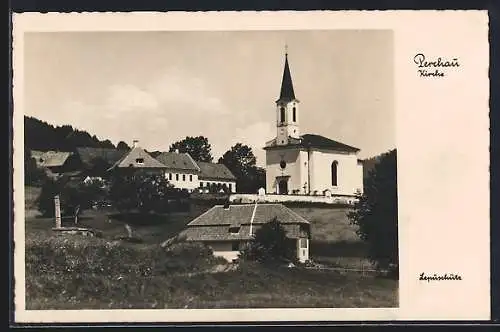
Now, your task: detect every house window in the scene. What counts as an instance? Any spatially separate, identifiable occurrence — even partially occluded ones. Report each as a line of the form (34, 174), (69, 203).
(299, 238), (308, 249)
(280, 107), (286, 123)
(169, 173), (172, 180)
(189, 174), (193, 182)
(229, 226), (240, 234)
(229, 183), (232, 192)
(200, 182), (204, 187)
(331, 161), (338, 186)
(231, 242), (239, 251)
(293, 107), (296, 122)
(135, 158), (144, 164)
(182, 174), (186, 181)
(176, 174), (179, 181)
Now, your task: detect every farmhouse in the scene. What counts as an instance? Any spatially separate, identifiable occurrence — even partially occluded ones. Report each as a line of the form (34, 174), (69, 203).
(179, 203), (311, 263)
(264, 52), (364, 197)
(30, 150), (79, 178)
(74, 147), (128, 180)
(107, 141), (168, 174)
(155, 151), (201, 192)
(197, 162), (237, 193)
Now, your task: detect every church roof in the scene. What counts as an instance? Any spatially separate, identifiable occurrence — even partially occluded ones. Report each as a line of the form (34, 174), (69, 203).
(264, 134), (360, 153)
(277, 53), (296, 103)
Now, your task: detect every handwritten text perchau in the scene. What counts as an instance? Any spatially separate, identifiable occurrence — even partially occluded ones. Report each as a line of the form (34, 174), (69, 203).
(413, 53), (460, 78)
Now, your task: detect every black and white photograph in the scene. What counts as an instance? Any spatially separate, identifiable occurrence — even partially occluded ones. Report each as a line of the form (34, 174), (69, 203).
(22, 29), (398, 310)
(12, 11), (490, 323)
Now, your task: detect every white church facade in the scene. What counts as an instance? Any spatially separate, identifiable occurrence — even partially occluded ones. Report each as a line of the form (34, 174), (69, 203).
(264, 52), (364, 197)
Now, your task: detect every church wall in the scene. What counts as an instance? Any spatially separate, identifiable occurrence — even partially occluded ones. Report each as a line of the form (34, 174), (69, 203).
(265, 148), (302, 194)
(309, 149), (363, 196)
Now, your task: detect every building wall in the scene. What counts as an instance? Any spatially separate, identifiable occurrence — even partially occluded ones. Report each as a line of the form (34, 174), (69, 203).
(164, 170), (199, 191)
(265, 148), (303, 194)
(207, 241), (240, 262)
(309, 148), (363, 196)
(199, 179), (237, 193)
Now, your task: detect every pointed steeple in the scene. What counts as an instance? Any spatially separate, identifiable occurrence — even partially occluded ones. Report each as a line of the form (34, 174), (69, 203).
(278, 51), (296, 102)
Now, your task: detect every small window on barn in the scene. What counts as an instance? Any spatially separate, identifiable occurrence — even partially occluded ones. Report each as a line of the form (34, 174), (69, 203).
(231, 242), (239, 251)
(176, 174), (179, 181)
(136, 158), (144, 164)
(169, 173), (172, 180)
(182, 174), (186, 181)
(189, 174), (193, 182)
(229, 183), (232, 192)
(229, 226), (240, 234)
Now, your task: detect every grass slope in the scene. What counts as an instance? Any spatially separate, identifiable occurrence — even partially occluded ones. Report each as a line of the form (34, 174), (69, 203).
(24, 186), (397, 309)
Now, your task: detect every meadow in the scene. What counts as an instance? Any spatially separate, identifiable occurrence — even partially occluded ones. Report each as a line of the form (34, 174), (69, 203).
(24, 186), (398, 309)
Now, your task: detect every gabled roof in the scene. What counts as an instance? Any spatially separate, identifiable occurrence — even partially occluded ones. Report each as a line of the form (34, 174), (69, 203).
(180, 203), (310, 241)
(197, 162), (237, 181)
(264, 133), (360, 153)
(31, 150), (72, 168)
(277, 53), (297, 103)
(155, 152), (200, 172)
(108, 146), (168, 170)
(75, 147), (127, 168)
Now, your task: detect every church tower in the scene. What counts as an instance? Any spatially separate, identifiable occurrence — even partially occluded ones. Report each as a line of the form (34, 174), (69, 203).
(275, 50), (300, 146)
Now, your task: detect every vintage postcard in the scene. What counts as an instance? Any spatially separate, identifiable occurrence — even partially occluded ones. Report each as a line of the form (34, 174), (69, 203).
(12, 10), (490, 323)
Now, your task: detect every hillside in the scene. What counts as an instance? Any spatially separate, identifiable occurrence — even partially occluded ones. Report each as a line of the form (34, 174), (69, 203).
(24, 116), (117, 152)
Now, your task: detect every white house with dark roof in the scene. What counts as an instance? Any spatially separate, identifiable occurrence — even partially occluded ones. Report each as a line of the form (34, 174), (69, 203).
(264, 52), (364, 197)
(197, 162), (237, 193)
(155, 151), (201, 192)
(107, 141), (168, 173)
(179, 203), (310, 262)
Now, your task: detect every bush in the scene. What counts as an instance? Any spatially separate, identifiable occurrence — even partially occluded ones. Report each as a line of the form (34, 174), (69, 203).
(347, 149), (398, 277)
(239, 218), (296, 264)
(24, 149), (47, 186)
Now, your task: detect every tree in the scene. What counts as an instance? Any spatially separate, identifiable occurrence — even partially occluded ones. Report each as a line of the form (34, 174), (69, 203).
(169, 136), (213, 162)
(239, 218), (295, 264)
(109, 171), (183, 214)
(36, 177), (106, 221)
(218, 143), (266, 193)
(347, 149), (398, 277)
(24, 148), (46, 185)
(116, 141), (130, 151)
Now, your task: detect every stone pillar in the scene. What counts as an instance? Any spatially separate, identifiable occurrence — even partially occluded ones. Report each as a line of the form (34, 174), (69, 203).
(54, 195), (61, 229)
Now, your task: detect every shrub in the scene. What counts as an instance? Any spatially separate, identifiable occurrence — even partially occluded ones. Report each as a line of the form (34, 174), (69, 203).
(347, 149), (398, 277)
(239, 218), (296, 264)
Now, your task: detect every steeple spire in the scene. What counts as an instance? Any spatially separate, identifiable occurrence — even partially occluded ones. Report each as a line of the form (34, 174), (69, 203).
(278, 49), (296, 102)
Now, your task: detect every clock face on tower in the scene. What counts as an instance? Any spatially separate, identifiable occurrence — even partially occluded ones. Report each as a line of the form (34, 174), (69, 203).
(280, 160), (287, 169)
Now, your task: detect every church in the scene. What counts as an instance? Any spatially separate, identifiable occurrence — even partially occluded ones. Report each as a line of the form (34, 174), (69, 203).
(264, 52), (364, 197)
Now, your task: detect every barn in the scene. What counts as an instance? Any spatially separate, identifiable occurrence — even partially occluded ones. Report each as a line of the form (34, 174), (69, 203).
(179, 203), (311, 263)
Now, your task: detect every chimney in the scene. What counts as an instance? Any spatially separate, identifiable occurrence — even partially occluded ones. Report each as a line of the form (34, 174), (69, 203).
(132, 140), (139, 148)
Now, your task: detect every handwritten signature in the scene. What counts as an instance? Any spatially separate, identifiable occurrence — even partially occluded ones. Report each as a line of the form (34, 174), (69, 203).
(419, 272), (463, 282)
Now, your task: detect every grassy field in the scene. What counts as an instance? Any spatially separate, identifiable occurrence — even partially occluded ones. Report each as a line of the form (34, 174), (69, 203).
(24, 186), (398, 309)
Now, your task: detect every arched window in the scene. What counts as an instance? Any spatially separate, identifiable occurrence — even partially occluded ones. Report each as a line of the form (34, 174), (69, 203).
(331, 161), (338, 186)
(280, 107), (286, 123)
(293, 107), (296, 122)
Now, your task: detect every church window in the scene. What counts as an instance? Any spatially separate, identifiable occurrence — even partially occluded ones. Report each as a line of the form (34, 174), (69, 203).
(280, 107), (286, 123)
(331, 161), (338, 186)
(293, 107), (296, 122)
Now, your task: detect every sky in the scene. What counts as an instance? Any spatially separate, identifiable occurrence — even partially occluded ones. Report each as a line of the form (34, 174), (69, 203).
(24, 30), (394, 167)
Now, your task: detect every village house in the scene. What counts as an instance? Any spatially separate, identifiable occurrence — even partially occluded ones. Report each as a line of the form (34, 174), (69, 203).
(30, 150), (80, 179)
(107, 141), (168, 175)
(179, 203), (311, 263)
(197, 162), (237, 193)
(154, 151), (201, 192)
(264, 52), (364, 197)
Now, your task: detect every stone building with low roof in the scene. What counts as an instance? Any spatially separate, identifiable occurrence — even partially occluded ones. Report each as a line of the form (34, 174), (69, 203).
(179, 203), (311, 263)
